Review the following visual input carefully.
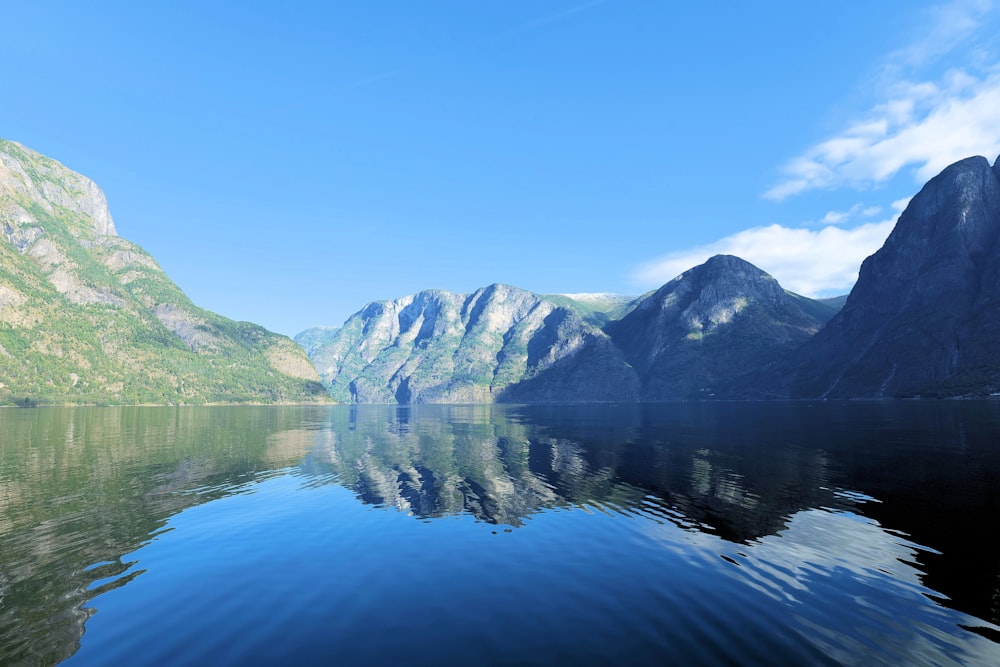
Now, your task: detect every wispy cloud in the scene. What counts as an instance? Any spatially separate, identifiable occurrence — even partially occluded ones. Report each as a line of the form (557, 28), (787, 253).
(765, 0), (1000, 200)
(890, 0), (994, 68)
(819, 203), (866, 225)
(632, 216), (899, 296)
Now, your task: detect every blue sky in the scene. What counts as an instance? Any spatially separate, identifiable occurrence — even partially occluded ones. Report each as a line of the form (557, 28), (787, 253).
(3, 1), (1000, 335)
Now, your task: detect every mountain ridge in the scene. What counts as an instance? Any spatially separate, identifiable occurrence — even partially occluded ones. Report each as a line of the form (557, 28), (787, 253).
(301, 154), (1000, 402)
(786, 154), (1000, 398)
(9, 139), (999, 404)
(299, 260), (840, 403)
(606, 254), (837, 400)
(0, 139), (329, 406)
(296, 283), (640, 403)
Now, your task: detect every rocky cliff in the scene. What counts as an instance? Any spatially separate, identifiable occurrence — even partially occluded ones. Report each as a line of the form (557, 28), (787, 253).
(789, 155), (1000, 398)
(607, 255), (838, 399)
(298, 262), (842, 404)
(0, 139), (328, 405)
(296, 284), (640, 403)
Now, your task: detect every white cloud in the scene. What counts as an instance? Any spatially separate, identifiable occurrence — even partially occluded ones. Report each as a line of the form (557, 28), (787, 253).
(765, 71), (1000, 200)
(765, 0), (1000, 200)
(636, 1), (994, 299)
(632, 217), (897, 296)
(820, 203), (865, 225)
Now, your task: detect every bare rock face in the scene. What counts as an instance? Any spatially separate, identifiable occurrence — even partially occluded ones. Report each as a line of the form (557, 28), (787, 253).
(299, 261), (842, 404)
(0, 141), (116, 238)
(152, 304), (222, 352)
(607, 255), (835, 399)
(790, 155), (1000, 397)
(298, 284), (639, 403)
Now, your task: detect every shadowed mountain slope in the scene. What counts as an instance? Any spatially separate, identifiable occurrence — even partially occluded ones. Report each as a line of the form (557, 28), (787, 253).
(606, 255), (837, 399)
(788, 155), (1000, 398)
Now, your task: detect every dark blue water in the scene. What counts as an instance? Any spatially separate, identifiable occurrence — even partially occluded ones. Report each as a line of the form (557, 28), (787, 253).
(2, 402), (999, 665)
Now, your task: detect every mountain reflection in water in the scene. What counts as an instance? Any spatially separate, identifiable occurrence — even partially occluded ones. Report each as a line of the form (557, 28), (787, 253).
(297, 404), (840, 541)
(2, 402), (999, 666)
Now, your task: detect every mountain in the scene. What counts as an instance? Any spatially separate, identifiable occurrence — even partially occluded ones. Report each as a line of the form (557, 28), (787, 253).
(606, 255), (838, 399)
(295, 283), (639, 403)
(298, 258), (843, 404)
(0, 139), (328, 405)
(788, 155), (1000, 398)
(541, 292), (638, 327)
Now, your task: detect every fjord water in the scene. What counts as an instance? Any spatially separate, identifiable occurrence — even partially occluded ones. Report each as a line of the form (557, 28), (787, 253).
(2, 404), (999, 666)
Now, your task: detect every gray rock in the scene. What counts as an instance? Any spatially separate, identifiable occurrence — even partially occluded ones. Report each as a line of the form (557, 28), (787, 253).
(607, 255), (834, 399)
(0, 140), (116, 237)
(301, 284), (639, 403)
(789, 155), (1000, 397)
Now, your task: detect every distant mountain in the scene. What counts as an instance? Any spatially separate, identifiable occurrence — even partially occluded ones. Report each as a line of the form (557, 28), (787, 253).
(298, 258), (843, 403)
(295, 154), (1000, 403)
(815, 294), (849, 311)
(606, 255), (838, 399)
(541, 292), (638, 326)
(788, 155), (1000, 398)
(295, 284), (639, 403)
(0, 139), (328, 405)
(294, 325), (341, 358)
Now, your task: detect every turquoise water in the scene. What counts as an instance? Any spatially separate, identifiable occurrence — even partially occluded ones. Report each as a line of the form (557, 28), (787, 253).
(2, 402), (999, 665)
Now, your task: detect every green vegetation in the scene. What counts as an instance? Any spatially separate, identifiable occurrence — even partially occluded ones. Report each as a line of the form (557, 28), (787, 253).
(301, 284), (639, 404)
(542, 293), (638, 327)
(0, 139), (329, 406)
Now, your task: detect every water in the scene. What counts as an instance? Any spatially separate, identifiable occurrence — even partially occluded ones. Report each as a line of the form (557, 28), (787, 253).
(2, 402), (999, 666)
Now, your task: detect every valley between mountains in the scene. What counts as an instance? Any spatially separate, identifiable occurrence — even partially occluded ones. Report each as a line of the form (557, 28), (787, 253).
(3, 138), (1000, 405)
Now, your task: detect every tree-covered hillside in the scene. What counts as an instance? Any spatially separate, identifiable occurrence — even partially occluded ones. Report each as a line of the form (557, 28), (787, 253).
(0, 139), (328, 405)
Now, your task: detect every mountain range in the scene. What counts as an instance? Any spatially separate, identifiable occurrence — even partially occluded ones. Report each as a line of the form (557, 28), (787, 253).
(4, 139), (999, 405)
(0, 139), (328, 405)
(299, 154), (1000, 402)
(295, 284), (640, 403)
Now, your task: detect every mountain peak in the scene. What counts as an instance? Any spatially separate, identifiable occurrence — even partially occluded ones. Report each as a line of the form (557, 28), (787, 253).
(0, 139), (117, 238)
(702, 253), (756, 269)
(790, 153), (1000, 397)
(608, 255), (828, 399)
(889, 155), (1000, 254)
(660, 253), (785, 311)
(0, 139), (326, 405)
(682, 253), (777, 283)
(300, 283), (639, 404)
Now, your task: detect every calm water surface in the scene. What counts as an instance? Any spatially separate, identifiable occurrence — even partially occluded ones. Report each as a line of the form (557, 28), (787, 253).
(1, 402), (999, 666)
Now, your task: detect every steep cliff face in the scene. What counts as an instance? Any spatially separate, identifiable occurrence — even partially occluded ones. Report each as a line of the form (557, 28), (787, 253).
(0, 139), (327, 405)
(296, 284), (639, 403)
(790, 155), (1000, 397)
(607, 255), (837, 399)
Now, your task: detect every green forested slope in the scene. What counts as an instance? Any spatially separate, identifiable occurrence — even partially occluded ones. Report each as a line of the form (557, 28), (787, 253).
(0, 139), (328, 405)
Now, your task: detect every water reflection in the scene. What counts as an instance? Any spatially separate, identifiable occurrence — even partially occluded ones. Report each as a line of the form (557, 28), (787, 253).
(0, 407), (316, 665)
(295, 404), (846, 542)
(1, 402), (999, 665)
